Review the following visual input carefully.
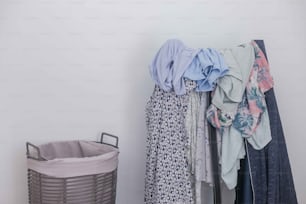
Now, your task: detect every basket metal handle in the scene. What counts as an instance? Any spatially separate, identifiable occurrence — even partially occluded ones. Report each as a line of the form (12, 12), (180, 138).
(100, 132), (119, 148)
(26, 142), (45, 161)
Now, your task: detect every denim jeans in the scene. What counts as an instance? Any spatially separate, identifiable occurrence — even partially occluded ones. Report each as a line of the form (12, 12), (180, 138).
(245, 88), (298, 204)
(235, 40), (298, 204)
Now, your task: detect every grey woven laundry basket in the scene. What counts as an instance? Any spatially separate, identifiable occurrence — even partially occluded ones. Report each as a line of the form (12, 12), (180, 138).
(26, 132), (119, 204)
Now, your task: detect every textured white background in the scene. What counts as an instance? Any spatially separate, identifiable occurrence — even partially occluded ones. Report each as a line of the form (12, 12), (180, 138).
(0, 0), (305, 203)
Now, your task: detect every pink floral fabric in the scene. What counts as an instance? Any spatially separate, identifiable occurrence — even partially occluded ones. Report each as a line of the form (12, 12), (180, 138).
(232, 41), (274, 137)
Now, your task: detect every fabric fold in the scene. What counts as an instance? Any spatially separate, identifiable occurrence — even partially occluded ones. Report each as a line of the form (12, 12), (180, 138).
(208, 43), (255, 128)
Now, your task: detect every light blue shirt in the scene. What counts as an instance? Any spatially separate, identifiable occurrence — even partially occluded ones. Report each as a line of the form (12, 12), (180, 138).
(149, 39), (229, 95)
(184, 48), (229, 92)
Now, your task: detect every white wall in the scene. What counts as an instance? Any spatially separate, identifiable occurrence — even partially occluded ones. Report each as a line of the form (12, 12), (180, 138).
(0, 0), (305, 203)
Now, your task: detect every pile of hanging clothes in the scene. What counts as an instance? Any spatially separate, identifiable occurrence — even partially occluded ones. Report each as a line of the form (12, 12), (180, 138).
(145, 39), (297, 204)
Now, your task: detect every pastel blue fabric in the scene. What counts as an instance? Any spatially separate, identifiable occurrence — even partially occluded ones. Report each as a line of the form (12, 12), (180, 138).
(149, 39), (198, 95)
(149, 39), (229, 95)
(183, 48), (229, 92)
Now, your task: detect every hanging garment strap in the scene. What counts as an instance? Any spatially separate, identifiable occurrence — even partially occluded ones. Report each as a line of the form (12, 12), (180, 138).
(207, 92), (221, 204)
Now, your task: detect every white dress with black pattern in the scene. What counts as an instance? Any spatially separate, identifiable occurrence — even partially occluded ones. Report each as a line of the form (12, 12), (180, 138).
(145, 81), (196, 204)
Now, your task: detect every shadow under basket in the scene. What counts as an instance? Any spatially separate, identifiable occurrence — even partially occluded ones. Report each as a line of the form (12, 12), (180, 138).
(26, 132), (119, 204)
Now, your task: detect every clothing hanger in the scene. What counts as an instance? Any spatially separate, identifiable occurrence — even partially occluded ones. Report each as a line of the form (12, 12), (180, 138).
(207, 92), (221, 204)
